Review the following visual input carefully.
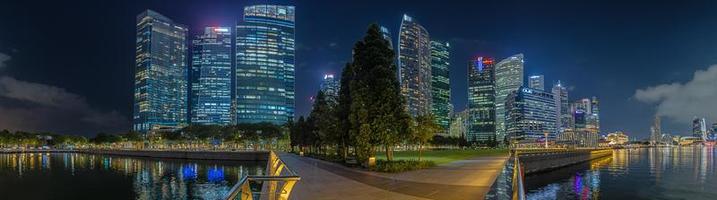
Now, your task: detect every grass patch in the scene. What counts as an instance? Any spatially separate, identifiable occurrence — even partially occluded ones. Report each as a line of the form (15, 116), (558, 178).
(376, 149), (508, 165)
(373, 160), (436, 173)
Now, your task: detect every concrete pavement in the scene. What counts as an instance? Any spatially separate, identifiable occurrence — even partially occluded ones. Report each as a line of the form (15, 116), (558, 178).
(280, 152), (509, 200)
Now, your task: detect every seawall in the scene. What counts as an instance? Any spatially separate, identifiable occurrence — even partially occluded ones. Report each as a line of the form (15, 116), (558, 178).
(1, 149), (269, 161)
(518, 149), (613, 174)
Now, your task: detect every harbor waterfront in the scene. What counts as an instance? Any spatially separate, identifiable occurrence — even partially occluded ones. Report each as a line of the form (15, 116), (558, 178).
(524, 147), (717, 199)
(0, 152), (265, 200)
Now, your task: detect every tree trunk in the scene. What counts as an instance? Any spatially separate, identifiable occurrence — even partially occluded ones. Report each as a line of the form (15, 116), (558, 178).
(385, 145), (393, 161)
(418, 143), (423, 162)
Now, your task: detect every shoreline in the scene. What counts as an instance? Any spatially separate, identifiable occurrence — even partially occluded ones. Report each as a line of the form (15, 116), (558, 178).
(0, 149), (270, 161)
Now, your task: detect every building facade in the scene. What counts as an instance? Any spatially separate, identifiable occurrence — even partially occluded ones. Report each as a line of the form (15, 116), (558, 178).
(398, 14), (432, 117)
(320, 74), (339, 102)
(449, 109), (469, 139)
(430, 40), (451, 135)
(552, 81), (571, 134)
(190, 27), (233, 125)
(528, 75), (544, 90)
(235, 5), (296, 125)
(133, 10), (188, 133)
(693, 117), (707, 139)
(505, 87), (558, 141)
(494, 54), (524, 141)
(467, 57), (496, 142)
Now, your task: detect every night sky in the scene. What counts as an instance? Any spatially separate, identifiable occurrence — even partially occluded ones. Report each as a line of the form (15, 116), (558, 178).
(2, 0), (717, 138)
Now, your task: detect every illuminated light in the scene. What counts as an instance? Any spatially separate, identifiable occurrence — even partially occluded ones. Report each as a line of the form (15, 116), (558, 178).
(214, 28), (229, 32)
(207, 167), (225, 182)
(324, 74), (334, 79)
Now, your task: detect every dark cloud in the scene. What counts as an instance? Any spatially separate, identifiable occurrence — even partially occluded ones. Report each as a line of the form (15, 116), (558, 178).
(0, 53), (9, 69)
(635, 65), (717, 125)
(0, 76), (128, 135)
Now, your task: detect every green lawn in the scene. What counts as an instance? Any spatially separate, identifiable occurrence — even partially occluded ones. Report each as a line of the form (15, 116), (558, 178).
(375, 149), (508, 165)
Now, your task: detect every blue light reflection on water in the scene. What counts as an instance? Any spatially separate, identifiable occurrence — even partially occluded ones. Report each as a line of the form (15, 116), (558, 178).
(0, 153), (264, 199)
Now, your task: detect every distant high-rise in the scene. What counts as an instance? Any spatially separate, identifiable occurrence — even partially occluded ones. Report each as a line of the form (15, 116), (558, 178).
(528, 75), (544, 90)
(133, 10), (188, 133)
(587, 96), (600, 133)
(430, 40), (451, 134)
(467, 57), (496, 142)
(693, 117), (707, 139)
(190, 27), (233, 125)
(235, 5), (295, 124)
(505, 87), (558, 141)
(320, 74), (339, 101)
(650, 115), (661, 145)
(552, 81), (571, 133)
(398, 14), (432, 117)
(494, 54), (524, 141)
(380, 26), (393, 50)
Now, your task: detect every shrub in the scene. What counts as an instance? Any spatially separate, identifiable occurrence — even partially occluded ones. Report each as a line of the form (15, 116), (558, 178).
(374, 160), (436, 173)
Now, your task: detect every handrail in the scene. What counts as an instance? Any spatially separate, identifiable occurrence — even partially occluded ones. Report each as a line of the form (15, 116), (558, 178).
(511, 150), (526, 200)
(225, 151), (300, 200)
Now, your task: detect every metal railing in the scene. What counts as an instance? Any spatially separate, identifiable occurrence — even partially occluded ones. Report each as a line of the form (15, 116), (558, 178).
(511, 150), (526, 200)
(225, 151), (300, 200)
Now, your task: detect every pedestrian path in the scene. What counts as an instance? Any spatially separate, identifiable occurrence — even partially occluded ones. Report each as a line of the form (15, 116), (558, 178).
(279, 152), (508, 200)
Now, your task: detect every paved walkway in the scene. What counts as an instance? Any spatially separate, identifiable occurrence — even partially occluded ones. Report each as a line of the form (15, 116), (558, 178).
(280, 153), (508, 200)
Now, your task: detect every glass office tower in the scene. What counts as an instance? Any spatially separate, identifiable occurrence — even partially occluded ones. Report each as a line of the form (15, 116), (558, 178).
(505, 87), (558, 141)
(320, 74), (339, 102)
(529, 75), (544, 90)
(552, 81), (571, 134)
(190, 27), (233, 125)
(398, 14), (432, 117)
(235, 5), (296, 124)
(494, 54), (524, 141)
(133, 10), (188, 133)
(430, 40), (451, 135)
(467, 57), (496, 142)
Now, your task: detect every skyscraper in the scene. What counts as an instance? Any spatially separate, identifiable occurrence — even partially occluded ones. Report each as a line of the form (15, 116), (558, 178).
(380, 25), (393, 50)
(468, 57), (496, 142)
(190, 27), (233, 125)
(320, 74), (339, 102)
(528, 75), (544, 90)
(398, 14), (432, 117)
(430, 40), (451, 135)
(650, 115), (661, 145)
(505, 87), (558, 141)
(235, 5), (295, 125)
(693, 117), (707, 139)
(494, 54), (524, 141)
(133, 10), (188, 133)
(552, 81), (571, 134)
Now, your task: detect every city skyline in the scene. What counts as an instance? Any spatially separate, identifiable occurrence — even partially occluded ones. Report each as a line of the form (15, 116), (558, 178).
(3, 1), (717, 137)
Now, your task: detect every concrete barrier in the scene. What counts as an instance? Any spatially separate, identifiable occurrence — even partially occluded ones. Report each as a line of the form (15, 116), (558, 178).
(518, 149), (612, 174)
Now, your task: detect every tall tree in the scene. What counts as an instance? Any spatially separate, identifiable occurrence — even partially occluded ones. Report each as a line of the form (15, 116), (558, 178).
(336, 63), (354, 159)
(309, 91), (338, 155)
(349, 24), (410, 162)
(413, 114), (441, 161)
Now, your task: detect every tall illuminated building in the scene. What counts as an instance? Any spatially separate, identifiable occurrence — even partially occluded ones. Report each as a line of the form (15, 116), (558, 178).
(693, 117), (707, 139)
(235, 5), (295, 124)
(494, 54), (524, 141)
(320, 74), (339, 102)
(133, 10), (188, 133)
(650, 115), (661, 145)
(380, 25), (393, 50)
(505, 87), (558, 141)
(467, 57), (496, 142)
(430, 40), (451, 134)
(552, 81), (571, 133)
(190, 27), (233, 125)
(398, 14), (432, 117)
(528, 75), (544, 90)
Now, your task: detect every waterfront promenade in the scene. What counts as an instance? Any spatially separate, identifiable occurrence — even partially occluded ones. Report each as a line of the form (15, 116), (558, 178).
(281, 152), (509, 200)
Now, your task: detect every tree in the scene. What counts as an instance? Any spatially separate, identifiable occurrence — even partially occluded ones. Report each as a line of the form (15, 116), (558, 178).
(348, 24), (410, 162)
(413, 114), (441, 161)
(309, 91), (339, 155)
(336, 63), (353, 159)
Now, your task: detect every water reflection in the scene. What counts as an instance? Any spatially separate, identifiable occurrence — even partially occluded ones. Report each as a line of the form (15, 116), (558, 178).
(0, 153), (264, 200)
(525, 147), (717, 200)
